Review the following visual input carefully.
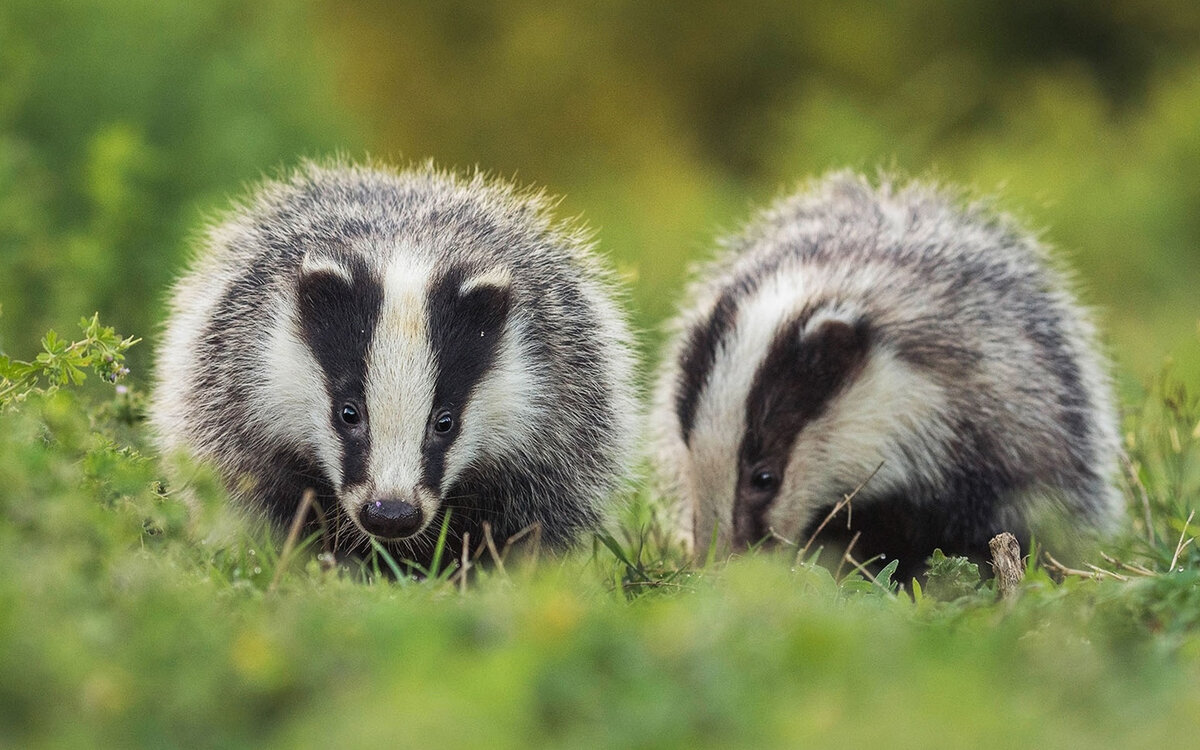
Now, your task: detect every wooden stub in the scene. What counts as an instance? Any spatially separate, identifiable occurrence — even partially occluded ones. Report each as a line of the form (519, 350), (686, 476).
(989, 532), (1024, 600)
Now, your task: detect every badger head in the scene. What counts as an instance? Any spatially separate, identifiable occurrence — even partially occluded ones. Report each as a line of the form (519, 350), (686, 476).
(261, 249), (523, 549)
(670, 277), (949, 556)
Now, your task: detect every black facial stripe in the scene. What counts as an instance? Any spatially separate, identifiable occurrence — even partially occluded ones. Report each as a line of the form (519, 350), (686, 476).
(676, 256), (803, 447)
(732, 312), (870, 546)
(296, 254), (383, 489)
(423, 267), (512, 493)
(675, 290), (739, 446)
(255, 447), (337, 532)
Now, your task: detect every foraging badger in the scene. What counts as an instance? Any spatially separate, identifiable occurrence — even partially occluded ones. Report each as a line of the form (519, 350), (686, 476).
(652, 172), (1121, 580)
(153, 162), (638, 566)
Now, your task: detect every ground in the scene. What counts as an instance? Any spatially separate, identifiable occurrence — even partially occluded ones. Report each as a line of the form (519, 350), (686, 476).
(0, 345), (1197, 748)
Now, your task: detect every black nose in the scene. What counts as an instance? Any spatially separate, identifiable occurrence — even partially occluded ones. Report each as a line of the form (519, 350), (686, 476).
(359, 499), (424, 539)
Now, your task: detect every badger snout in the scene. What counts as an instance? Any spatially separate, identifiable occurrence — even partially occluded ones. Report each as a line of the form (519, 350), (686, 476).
(359, 498), (424, 539)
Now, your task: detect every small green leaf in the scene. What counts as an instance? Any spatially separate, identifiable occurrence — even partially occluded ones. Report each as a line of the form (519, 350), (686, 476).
(368, 538), (406, 580)
(66, 363), (87, 386)
(428, 508), (453, 576)
(41, 330), (64, 355)
(923, 549), (982, 601)
(875, 558), (900, 591)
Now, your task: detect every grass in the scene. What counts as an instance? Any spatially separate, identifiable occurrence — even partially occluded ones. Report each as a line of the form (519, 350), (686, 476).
(1, 341), (1198, 748)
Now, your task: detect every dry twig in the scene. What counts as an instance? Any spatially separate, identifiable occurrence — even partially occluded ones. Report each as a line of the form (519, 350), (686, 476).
(1100, 552), (1157, 577)
(458, 531), (471, 593)
(1085, 563), (1128, 581)
(767, 528), (796, 547)
(1042, 551), (1126, 581)
(841, 551), (887, 587)
(482, 522), (507, 577)
(834, 531), (863, 580)
(1168, 509), (1196, 571)
(501, 522), (543, 568)
(1121, 454), (1156, 545)
(988, 532), (1024, 599)
(795, 461), (884, 565)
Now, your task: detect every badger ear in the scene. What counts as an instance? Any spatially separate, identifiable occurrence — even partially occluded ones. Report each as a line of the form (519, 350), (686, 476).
(297, 252), (357, 320)
(741, 306), (871, 460)
(798, 309), (870, 386)
(456, 267), (512, 335)
(459, 266), (512, 296)
(300, 251), (354, 283)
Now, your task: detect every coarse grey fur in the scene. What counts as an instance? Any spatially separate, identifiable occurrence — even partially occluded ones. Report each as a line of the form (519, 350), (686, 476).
(652, 171), (1121, 579)
(153, 161), (638, 567)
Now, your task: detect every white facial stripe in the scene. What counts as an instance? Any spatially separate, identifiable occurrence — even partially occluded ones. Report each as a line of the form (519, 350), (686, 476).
(687, 271), (808, 547)
(769, 347), (950, 540)
(364, 256), (438, 518)
(260, 307), (344, 489)
(440, 315), (538, 490)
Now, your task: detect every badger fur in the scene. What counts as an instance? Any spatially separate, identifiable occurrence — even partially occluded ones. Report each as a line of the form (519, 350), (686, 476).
(152, 162), (638, 567)
(652, 172), (1121, 580)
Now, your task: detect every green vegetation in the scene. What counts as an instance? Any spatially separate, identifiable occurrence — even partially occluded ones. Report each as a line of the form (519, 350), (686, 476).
(0, 330), (1198, 748)
(2, 1), (1198, 747)
(0, 0), (353, 371)
(0, 311), (139, 410)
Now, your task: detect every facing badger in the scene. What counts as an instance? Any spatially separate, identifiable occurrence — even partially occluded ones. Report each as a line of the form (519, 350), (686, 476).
(153, 162), (637, 566)
(652, 172), (1120, 580)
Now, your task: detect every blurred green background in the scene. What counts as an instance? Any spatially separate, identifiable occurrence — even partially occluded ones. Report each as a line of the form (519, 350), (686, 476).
(2, 0), (1198, 388)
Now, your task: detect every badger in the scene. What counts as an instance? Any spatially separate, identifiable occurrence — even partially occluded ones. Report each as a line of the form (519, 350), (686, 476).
(652, 172), (1121, 581)
(152, 161), (638, 568)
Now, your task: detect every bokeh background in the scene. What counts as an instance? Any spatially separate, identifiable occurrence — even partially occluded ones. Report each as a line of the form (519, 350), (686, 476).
(2, 0), (1198, 391)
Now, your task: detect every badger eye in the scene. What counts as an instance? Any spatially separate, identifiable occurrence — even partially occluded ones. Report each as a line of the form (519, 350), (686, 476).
(340, 403), (361, 425)
(750, 469), (778, 492)
(433, 410), (454, 434)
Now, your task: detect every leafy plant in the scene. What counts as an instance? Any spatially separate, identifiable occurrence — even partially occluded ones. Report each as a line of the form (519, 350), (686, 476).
(0, 310), (138, 409)
(923, 549), (984, 601)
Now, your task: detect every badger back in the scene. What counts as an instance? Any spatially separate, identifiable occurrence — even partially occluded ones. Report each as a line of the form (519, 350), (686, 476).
(652, 172), (1120, 571)
(152, 163), (637, 561)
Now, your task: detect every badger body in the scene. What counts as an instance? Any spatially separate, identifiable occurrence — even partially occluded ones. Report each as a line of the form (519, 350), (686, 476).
(153, 162), (637, 566)
(652, 173), (1120, 580)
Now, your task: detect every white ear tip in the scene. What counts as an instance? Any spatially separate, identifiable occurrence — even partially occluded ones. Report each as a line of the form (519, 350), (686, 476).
(460, 266), (513, 294)
(300, 253), (353, 283)
(802, 306), (859, 337)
